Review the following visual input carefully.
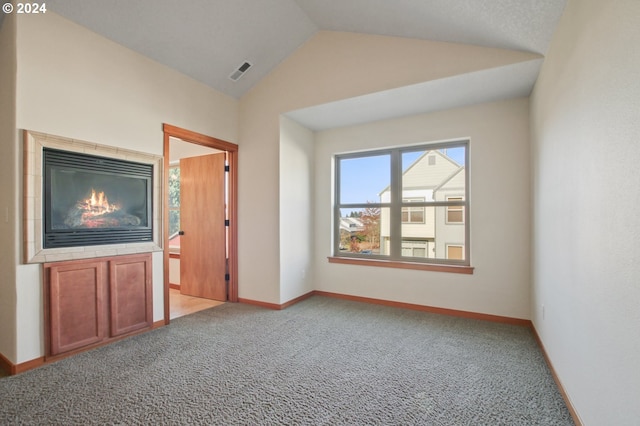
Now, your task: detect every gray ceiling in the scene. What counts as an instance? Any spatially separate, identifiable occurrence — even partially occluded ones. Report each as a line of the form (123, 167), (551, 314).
(46, 0), (567, 101)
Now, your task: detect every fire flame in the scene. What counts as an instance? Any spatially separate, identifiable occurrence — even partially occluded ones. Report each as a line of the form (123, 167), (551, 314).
(81, 189), (119, 216)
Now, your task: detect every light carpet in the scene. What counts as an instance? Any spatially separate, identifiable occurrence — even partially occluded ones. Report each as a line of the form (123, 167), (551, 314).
(0, 296), (573, 425)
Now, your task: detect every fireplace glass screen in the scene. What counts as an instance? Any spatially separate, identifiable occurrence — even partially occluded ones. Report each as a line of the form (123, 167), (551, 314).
(44, 148), (153, 248)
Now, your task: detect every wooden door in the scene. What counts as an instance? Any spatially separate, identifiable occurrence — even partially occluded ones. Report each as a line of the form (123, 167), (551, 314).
(180, 153), (227, 300)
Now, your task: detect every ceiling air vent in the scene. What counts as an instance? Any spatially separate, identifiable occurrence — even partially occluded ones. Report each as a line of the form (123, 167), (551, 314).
(229, 61), (252, 82)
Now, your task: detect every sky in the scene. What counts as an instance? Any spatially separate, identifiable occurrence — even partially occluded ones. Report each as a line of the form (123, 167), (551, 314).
(339, 147), (465, 208)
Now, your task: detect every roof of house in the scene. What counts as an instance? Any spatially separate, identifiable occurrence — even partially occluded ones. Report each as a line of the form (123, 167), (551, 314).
(379, 150), (463, 196)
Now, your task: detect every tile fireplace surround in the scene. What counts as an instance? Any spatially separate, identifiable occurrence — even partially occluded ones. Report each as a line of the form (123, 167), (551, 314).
(23, 130), (163, 264)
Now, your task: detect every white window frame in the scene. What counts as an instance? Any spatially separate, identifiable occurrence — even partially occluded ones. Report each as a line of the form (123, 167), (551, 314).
(333, 140), (470, 267)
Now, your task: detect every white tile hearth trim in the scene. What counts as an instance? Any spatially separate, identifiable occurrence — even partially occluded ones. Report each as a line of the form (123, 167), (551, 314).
(23, 130), (164, 264)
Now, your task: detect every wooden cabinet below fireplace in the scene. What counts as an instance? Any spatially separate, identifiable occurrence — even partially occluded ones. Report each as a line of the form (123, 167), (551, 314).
(44, 253), (153, 357)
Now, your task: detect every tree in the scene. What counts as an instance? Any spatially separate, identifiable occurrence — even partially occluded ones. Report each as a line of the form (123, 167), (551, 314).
(349, 235), (361, 253)
(359, 204), (381, 250)
(168, 167), (181, 236)
(168, 167), (180, 207)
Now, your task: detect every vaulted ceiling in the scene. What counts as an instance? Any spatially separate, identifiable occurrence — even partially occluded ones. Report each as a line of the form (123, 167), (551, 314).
(43, 0), (567, 130)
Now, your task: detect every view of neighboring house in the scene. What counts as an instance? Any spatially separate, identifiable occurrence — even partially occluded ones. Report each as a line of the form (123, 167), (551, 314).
(338, 216), (364, 250)
(379, 150), (465, 260)
(340, 216), (364, 234)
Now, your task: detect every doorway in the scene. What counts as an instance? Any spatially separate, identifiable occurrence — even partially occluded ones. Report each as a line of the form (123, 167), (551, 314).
(162, 124), (238, 324)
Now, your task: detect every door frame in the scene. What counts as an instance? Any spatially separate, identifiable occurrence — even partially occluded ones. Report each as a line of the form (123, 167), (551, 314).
(162, 124), (239, 325)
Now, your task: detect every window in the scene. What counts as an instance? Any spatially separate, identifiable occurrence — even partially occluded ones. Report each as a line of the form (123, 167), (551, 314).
(168, 165), (181, 251)
(446, 197), (464, 223)
(402, 198), (425, 223)
(402, 239), (430, 258)
(333, 141), (469, 267)
(447, 245), (464, 260)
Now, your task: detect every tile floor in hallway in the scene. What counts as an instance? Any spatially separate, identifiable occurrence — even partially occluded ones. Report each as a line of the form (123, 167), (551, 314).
(170, 288), (225, 319)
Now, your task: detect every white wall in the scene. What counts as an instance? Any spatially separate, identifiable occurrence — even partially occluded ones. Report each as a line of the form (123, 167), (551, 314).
(239, 30), (539, 304)
(11, 12), (238, 364)
(530, 0), (640, 424)
(169, 258), (180, 285)
(315, 98), (531, 319)
(0, 14), (18, 363)
(279, 116), (315, 302)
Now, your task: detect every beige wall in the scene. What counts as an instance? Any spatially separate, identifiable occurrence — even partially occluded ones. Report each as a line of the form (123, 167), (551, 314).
(314, 98), (531, 318)
(279, 116), (315, 302)
(169, 258), (180, 286)
(0, 14), (18, 362)
(10, 12), (238, 364)
(239, 31), (539, 304)
(530, 0), (640, 423)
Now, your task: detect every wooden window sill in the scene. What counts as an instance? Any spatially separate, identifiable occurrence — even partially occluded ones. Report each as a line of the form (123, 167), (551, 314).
(327, 256), (474, 274)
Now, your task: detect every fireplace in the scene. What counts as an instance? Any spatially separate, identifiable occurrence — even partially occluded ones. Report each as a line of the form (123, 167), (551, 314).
(43, 148), (153, 248)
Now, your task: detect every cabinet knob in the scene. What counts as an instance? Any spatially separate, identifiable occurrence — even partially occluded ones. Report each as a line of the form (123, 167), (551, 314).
(178, 230), (184, 236)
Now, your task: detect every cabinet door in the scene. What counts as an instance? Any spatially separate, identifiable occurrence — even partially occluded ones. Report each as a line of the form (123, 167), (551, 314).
(109, 254), (153, 337)
(49, 261), (106, 355)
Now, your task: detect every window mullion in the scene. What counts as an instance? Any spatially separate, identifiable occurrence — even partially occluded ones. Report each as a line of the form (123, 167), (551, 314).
(334, 157), (342, 256)
(389, 150), (402, 260)
(464, 144), (471, 263)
